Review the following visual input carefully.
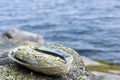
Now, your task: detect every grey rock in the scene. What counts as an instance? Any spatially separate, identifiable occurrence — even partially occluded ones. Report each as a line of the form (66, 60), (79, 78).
(82, 56), (103, 66)
(0, 36), (19, 65)
(3, 28), (44, 44)
(108, 70), (120, 75)
(0, 36), (98, 80)
(92, 71), (120, 80)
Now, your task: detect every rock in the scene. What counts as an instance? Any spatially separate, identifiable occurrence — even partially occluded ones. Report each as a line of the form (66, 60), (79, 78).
(91, 71), (120, 80)
(0, 36), (98, 80)
(0, 36), (19, 65)
(82, 56), (103, 66)
(3, 28), (44, 44)
(108, 70), (120, 75)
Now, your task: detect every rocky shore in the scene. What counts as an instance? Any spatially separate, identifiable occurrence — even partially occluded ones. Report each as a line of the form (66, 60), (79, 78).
(0, 28), (120, 80)
(0, 29), (98, 80)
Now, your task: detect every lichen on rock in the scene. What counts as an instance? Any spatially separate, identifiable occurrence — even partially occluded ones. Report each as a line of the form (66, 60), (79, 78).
(0, 36), (98, 80)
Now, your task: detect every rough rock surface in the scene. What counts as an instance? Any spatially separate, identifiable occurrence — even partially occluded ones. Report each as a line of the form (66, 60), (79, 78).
(0, 36), (98, 80)
(3, 28), (44, 44)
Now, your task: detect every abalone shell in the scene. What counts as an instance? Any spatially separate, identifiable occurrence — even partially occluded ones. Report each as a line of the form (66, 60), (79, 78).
(15, 46), (65, 67)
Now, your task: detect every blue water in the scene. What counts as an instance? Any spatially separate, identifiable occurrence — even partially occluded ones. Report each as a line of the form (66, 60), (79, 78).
(0, 0), (120, 64)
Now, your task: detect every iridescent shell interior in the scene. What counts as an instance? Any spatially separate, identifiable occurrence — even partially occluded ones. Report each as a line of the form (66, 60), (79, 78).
(10, 45), (73, 67)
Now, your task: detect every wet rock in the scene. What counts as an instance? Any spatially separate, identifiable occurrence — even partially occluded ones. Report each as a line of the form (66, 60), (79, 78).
(3, 28), (44, 44)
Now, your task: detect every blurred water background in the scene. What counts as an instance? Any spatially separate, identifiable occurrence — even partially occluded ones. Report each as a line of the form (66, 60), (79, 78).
(0, 0), (120, 64)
